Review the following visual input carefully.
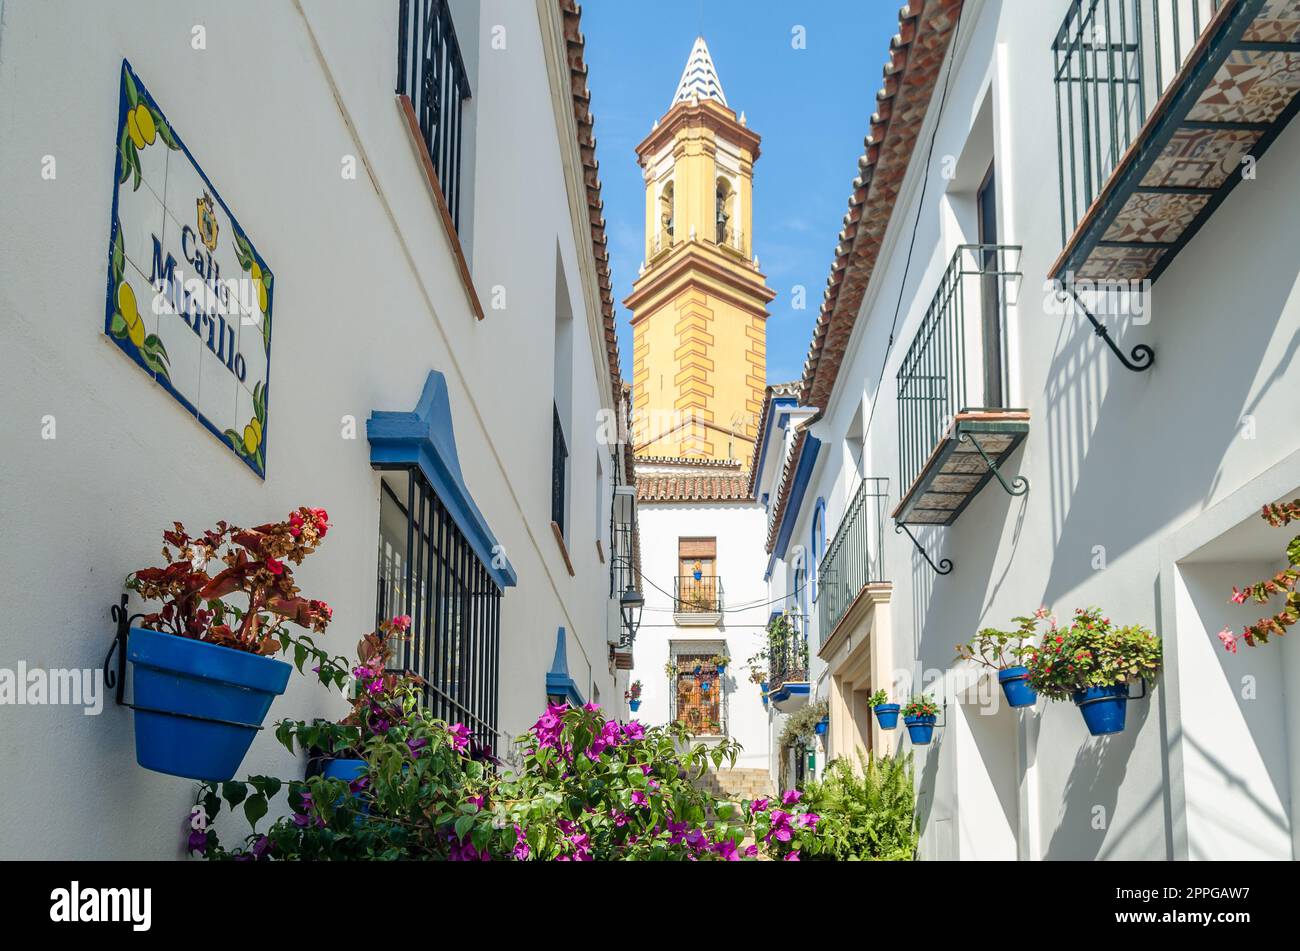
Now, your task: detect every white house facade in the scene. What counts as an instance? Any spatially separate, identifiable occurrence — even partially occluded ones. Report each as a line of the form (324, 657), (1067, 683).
(0, 0), (642, 859)
(761, 0), (1300, 861)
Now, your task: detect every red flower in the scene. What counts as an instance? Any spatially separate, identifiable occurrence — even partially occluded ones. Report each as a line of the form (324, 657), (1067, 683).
(392, 614), (412, 632)
(265, 558), (285, 576)
(311, 508), (330, 537)
(288, 512), (305, 537)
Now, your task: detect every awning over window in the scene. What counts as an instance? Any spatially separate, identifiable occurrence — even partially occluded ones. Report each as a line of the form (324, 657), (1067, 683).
(367, 370), (518, 589)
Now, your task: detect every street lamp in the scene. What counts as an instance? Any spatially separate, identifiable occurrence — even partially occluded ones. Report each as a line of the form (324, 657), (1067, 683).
(619, 586), (644, 648)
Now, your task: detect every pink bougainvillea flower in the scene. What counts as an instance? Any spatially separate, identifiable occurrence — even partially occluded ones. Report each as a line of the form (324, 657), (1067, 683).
(1230, 587), (1249, 605)
(513, 825), (531, 861)
(714, 839), (740, 861)
(1217, 628), (1239, 654)
(784, 850), (801, 861)
(623, 721), (645, 741)
(800, 812), (820, 828)
(781, 789), (802, 806)
(447, 722), (470, 753)
(630, 790), (649, 808)
(391, 615), (412, 632)
(751, 797), (769, 812)
(765, 810), (794, 843)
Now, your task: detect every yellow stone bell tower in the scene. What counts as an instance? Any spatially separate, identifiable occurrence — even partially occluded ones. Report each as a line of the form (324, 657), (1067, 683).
(626, 37), (775, 471)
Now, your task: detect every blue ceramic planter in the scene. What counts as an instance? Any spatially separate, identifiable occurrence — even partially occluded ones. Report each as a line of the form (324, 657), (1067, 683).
(873, 703), (900, 730)
(904, 714), (937, 745)
(322, 758), (367, 783)
(127, 626), (291, 781)
(1073, 685), (1129, 736)
(998, 666), (1037, 708)
(814, 717), (828, 736)
(629, 699), (641, 712)
(716, 663), (727, 675)
(760, 681), (769, 707)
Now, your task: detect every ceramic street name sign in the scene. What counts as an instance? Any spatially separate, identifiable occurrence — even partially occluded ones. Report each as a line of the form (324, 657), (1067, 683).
(104, 60), (273, 478)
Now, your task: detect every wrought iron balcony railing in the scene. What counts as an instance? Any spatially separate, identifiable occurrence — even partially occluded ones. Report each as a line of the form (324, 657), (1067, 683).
(673, 575), (723, 615)
(767, 616), (808, 693)
(896, 245), (1022, 498)
(817, 478), (888, 642)
(398, 0), (472, 233)
(1053, 0), (1222, 243)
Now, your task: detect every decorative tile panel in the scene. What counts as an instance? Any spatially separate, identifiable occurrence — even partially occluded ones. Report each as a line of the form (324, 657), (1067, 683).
(1188, 50), (1300, 125)
(1102, 191), (1211, 244)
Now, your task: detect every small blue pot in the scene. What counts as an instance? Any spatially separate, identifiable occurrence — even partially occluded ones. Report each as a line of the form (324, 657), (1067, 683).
(998, 666), (1037, 708)
(322, 758), (367, 783)
(716, 663), (727, 674)
(127, 627), (291, 781)
(701, 680), (711, 692)
(873, 703), (901, 730)
(629, 699), (641, 712)
(814, 717), (828, 736)
(760, 681), (769, 707)
(1073, 685), (1129, 736)
(904, 714), (937, 745)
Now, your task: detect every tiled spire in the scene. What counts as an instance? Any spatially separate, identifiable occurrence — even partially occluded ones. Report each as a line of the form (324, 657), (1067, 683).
(672, 36), (727, 106)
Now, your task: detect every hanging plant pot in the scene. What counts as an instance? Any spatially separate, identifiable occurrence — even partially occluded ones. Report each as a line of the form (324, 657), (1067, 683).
(716, 662), (727, 674)
(998, 666), (1037, 708)
(1073, 684), (1129, 736)
(693, 664), (702, 675)
(701, 679), (712, 692)
(904, 714), (937, 745)
(873, 703), (901, 730)
(629, 699), (641, 712)
(322, 758), (367, 783)
(813, 717), (828, 736)
(760, 681), (769, 707)
(127, 627), (292, 782)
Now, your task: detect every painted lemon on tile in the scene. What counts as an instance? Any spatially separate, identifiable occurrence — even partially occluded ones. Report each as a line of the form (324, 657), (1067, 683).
(126, 103), (157, 150)
(250, 261), (268, 314)
(243, 417), (262, 455)
(117, 280), (145, 348)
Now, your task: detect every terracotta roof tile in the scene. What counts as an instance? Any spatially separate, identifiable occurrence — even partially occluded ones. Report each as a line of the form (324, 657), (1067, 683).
(559, 0), (623, 407)
(799, 0), (965, 410)
(636, 473), (752, 503)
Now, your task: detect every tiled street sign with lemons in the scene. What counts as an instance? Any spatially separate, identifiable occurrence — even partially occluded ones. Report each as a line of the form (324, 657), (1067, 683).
(104, 60), (273, 478)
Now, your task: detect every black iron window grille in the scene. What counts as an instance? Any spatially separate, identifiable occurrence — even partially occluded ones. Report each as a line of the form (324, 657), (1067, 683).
(1054, 0), (1222, 242)
(673, 575), (723, 614)
(551, 404), (568, 534)
(397, 0), (472, 232)
(767, 615), (809, 693)
(376, 470), (502, 756)
(817, 478), (888, 643)
(670, 650), (727, 736)
(896, 244), (1021, 496)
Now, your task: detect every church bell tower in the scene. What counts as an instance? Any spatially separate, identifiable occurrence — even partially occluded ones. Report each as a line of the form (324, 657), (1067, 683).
(626, 37), (775, 470)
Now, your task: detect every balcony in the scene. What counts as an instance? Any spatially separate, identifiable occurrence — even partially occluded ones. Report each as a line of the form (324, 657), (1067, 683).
(893, 245), (1028, 526)
(1051, 0), (1300, 288)
(817, 478), (888, 643)
(767, 614), (809, 712)
(673, 575), (723, 626)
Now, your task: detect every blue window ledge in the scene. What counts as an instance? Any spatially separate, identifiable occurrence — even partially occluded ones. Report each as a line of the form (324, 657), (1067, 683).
(367, 370), (518, 589)
(546, 626), (585, 707)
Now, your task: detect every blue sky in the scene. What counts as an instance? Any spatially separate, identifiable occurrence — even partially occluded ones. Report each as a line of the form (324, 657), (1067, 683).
(580, 0), (905, 385)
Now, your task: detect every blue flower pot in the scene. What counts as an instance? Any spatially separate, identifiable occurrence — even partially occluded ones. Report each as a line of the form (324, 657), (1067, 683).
(760, 681), (769, 707)
(998, 666), (1037, 708)
(1073, 685), (1129, 736)
(814, 717), (828, 736)
(322, 758), (367, 783)
(873, 703), (900, 730)
(127, 626), (291, 781)
(702, 680), (711, 692)
(629, 699), (641, 712)
(904, 714), (937, 745)
(716, 663), (726, 674)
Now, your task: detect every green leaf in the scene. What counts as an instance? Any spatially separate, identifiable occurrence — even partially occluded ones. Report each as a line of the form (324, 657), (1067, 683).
(110, 312), (127, 337)
(155, 112), (179, 150)
(294, 643), (308, 673)
(243, 793), (268, 829)
(221, 782), (248, 808)
(112, 226), (125, 282)
(124, 67), (140, 109)
(453, 813), (475, 842)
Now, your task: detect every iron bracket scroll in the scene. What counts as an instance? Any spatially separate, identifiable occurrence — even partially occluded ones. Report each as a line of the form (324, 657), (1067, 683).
(104, 593), (144, 707)
(959, 433), (1030, 497)
(895, 523), (954, 576)
(1064, 286), (1155, 372)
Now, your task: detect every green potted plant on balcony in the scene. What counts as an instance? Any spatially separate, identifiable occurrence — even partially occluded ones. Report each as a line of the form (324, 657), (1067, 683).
(1026, 607), (1161, 736)
(123, 507), (339, 781)
(955, 612), (1046, 709)
(868, 689), (900, 730)
(902, 695), (940, 745)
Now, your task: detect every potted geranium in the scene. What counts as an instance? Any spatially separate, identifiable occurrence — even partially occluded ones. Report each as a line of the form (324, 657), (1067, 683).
(1026, 607), (1161, 736)
(869, 689), (900, 730)
(902, 695), (940, 745)
(124, 507), (335, 781)
(626, 680), (643, 713)
(955, 612), (1045, 709)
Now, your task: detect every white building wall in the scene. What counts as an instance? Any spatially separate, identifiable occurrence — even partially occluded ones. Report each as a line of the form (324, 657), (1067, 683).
(779, 0), (1300, 859)
(0, 0), (623, 858)
(633, 502), (771, 771)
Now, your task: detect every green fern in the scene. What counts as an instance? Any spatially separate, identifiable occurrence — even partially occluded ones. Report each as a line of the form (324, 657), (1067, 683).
(801, 751), (918, 861)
